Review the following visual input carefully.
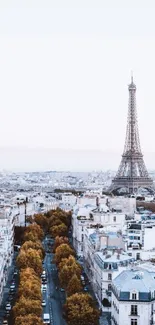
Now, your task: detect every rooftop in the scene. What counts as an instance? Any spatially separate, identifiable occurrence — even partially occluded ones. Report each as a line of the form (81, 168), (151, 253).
(113, 269), (155, 294)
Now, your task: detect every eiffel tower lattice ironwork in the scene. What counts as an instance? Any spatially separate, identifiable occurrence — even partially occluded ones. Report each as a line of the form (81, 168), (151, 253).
(111, 76), (153, 193)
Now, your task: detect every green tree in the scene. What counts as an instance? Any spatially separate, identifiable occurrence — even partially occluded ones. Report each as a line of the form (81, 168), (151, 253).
(54, 244), (75, 265)
(66, 274), (82, 296)
(64, 293), (100, 325)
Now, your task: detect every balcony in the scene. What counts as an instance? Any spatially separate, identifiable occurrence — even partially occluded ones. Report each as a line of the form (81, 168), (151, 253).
(129, 312), (139, 317)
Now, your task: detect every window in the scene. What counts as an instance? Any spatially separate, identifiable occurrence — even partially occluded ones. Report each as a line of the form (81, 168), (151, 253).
(108, 283), (112, 291)
(131, 305), (138, 315)
(131, 320), (137, 325)
(81, 234), (84, 242)
(108, 273), (112, 281)
(113, 216), (116, 222)
(132, 293), (137, 300)
(109, 264), (111, 270)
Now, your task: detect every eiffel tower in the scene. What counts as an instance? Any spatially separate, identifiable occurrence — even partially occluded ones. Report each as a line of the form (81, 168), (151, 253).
(111, 76), (153, 194)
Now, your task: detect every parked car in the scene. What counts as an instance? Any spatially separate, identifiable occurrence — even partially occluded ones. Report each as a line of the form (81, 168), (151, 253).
(84, 287), (88, 292)
(42, 300), (46, 307)
(41, 284), (47, 292)
(5, 303), (11, 311)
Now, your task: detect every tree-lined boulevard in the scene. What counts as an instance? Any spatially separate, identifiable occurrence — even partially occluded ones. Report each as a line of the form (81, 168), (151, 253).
(0, 208), (100, 325)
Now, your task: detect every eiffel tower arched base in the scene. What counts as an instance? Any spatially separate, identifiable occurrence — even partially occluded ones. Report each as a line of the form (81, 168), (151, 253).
(109, 177), (154, 195)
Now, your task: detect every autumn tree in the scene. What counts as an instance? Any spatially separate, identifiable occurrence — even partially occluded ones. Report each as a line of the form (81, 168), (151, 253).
(66, 274), (82, 296)
(54, 244), (75, 265)
(15, 314), (44, 325)
(58, 255), (80, 271)
(59, 260), (81, 289)
(53, 236), (69, 253)
(24, 224), (44, 241)
(19, 268), (40, 284)
(18, 283), (41, 301)
(34, 214), (49, 232)
(16, 248), (43, 276)
(52, 208), (71, 227)
(18, 269), (41, 301)
(21, 240), (44, 259)
(23, 232), (39, 243)
(13, 296), (42, 317)
(50, 223), (67, 238)
(45, 208), (71, 227)
(48, 215), (63, 228)
(64, 293), (100, 325)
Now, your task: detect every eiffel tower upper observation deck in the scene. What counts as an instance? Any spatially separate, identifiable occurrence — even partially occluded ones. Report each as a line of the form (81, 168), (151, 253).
(111, 76), (153, 194)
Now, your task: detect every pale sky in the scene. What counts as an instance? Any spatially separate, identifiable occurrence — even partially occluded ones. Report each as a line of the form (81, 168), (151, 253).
(0, 0), (155, 171)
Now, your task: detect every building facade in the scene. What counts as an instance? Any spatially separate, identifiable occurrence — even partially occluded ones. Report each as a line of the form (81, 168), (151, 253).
(112, 269), (155, 325)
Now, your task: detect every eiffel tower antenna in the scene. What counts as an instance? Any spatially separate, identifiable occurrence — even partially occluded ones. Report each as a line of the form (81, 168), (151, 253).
(110, 76), (153, 194)
(131, 70), (133, 83)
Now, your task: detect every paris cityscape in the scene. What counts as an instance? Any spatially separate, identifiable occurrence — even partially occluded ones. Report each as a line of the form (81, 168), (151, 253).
(1, 1), (155, 325)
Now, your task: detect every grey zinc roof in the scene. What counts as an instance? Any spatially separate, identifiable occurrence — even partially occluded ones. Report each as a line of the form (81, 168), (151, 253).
(113, 269), (155, 293)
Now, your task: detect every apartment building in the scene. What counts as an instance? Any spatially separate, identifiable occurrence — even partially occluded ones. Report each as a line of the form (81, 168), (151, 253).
(112, 269), (155, 325)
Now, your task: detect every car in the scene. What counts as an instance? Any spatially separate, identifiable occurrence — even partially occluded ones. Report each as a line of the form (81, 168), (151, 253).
(8, 296), (13, 302)
(42, 279), (47, 284)
(10, 285), (15, 289)
(84, 287), (88, 292)
(42, 300), (46, 307)
(60, 288), (65, 292)
(4, 311), (10, 318)
(13, 271), (18, 275)
(5, 303), (11, 311)
(3, 320), (8, 325)
(41, 284), (47, 292)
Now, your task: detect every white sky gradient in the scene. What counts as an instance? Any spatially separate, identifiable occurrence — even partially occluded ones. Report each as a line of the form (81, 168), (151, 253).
(0, 0), (155, 171)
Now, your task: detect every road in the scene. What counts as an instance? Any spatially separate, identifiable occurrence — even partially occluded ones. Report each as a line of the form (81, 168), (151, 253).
(0, 254), (18, 325)
(43, 238), (66, 325)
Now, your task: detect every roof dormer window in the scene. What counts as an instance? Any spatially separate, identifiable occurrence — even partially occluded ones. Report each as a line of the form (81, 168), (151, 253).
(130, 290), (138, 300)
(132, 293), (137, 300)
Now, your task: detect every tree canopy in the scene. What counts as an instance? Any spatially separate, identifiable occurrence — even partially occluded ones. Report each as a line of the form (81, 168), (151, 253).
(66, 274), (82, 296)
(64, 293), (100, 325)
(54, 244), (75, 265)
(14, 314), (44, 325)
(13, 296), (42, 317)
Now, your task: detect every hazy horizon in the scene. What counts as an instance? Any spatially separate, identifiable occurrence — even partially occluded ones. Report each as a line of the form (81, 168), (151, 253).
(1, 146), (155, 172)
